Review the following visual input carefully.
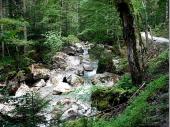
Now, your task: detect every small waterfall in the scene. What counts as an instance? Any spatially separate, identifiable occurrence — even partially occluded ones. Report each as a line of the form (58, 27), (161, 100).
(82, 46), (98, 85)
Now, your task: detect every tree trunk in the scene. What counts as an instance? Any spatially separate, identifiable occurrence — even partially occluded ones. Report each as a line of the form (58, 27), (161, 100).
(116, 1), (142, 85)
(23, 0), (27, 53)
(0, 0), (4, 58)
(136, 14), (145, 71)
(142, 0), (149, 47)
(76, 0), (80, 35)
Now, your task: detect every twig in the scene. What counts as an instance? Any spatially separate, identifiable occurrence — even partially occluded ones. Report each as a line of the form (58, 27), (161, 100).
(129, 82), (146, 101)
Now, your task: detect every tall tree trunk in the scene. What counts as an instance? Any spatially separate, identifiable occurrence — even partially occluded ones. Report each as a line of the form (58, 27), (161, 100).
(0, 0), (4, 58)
(142, 0), (149, 47)
(60, 0), (63, 36)
(136, 14), (145, 71)
(165, 0), (169, 22)
(23, 0), (27, 53)
(76, 0), (80, 35)
(116, 1), (142, 85)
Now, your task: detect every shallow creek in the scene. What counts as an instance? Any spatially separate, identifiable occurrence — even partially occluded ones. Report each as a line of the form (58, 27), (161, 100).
(38, 43), (99, 126)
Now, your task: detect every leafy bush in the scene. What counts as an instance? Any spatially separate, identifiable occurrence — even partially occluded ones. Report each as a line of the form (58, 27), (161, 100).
(44, 31), (64, 52)
(116, 74), (136, 90)
(43, 31), (64, 63)
(62, 35), (80, 45)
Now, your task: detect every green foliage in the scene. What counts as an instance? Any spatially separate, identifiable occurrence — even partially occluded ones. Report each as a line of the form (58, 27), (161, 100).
(63, 117), (91, 127)
(43, 31), (64, 63)
(89, 45), (115, 73)
(79, 0), (122, 43)
(0, 92), (50, 127)
(147, 49), (169, 74)
(44, 31), (64, 52)
(62, 35), (80, 45)
(116, 74), (136, 90)
(153, 23), (169, 37)
(0, 18), (28, 27)
(0, 57), (15, 82)
(89, 75), (168, 127)
(91, 86), (130, 111)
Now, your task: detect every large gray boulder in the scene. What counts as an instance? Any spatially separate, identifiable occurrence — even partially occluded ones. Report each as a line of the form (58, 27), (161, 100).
(92, 72), (119, 87)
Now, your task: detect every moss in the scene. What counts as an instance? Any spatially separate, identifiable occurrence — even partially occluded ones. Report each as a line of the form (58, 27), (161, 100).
(97, 100), (110, 111)
(92, 75), (168, 127)
(89, 45), (115, 73)
(63, 118), (91, 127)
(91, 87), (130, 111)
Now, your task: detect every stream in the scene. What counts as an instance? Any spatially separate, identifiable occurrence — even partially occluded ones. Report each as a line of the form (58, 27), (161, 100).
(37, 43), (99, 126)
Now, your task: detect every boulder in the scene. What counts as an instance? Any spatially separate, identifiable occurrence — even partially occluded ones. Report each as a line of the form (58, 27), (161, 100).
(53, 82), (72, 95)
(52, 52), (69, 70)
(83, 64), (94, 71)
(0, 103), (15, 116)
(34, 79), (46, 87)
(57, 99), (92, 121)
(50, 73), (64, 85)
(25, 73), (49, 86)
(92, 72), (119, 87)
(15, 84), (30, 97)
(63, 46), (76, 56)
(65, 74), (84, 86)
(52, 52), (81, 70)
(67, 56), (81, 67)
(60, 108), (79, 121)
(75, 66), (84, 76)
(74, 43), (84, 53)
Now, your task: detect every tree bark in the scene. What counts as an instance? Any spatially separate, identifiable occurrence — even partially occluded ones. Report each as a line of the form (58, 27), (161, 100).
(142, 0), (149, 47)
(116, 1), (142, 85)
(23, 0), (27, 53)
(0, 0), (4, 58)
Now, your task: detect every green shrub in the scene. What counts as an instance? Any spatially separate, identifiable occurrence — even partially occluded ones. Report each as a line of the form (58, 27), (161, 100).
(44, 31), (64, 52)
(116, 74), (136, 91)
(43, 31), (64, 63)
(62, 35), (80, 45)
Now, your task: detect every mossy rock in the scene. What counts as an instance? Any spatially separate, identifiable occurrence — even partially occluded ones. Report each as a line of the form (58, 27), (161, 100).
(91, 87), (130, 111)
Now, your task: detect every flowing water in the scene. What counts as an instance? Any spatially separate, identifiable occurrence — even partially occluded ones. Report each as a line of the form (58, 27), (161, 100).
(38, 44), (99, 126)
